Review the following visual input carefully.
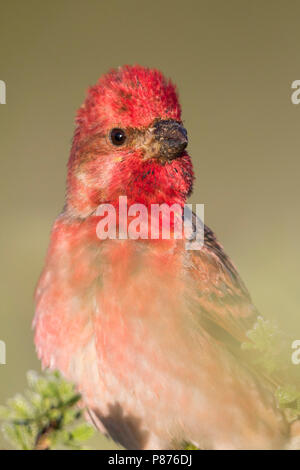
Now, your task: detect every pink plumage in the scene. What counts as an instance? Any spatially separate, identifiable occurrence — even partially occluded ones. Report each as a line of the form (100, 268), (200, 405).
(34, 65), (291, 449)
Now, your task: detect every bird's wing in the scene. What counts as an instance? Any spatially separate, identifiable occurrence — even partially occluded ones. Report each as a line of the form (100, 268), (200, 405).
(185, 211), (258, 347)
(185, 211), (297, 391)
(184, 212), (291, 392)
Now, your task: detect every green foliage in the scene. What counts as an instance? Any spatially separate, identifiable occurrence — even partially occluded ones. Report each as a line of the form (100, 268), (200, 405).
(242, 317), (300, 421)
(242, 316), (290, 374)
(182, 442), (199, 450)
(275, 386), (300, 420)
(0, 370), (94, 450)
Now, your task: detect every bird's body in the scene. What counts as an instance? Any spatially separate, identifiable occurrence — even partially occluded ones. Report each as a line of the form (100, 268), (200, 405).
(34, 65), (291, 449)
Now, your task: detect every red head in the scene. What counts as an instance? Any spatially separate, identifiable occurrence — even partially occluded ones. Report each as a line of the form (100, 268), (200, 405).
(66, 65), (194, 217)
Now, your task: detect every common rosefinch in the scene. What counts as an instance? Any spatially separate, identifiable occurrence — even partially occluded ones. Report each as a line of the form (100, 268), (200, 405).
(34, 65), (293, 449)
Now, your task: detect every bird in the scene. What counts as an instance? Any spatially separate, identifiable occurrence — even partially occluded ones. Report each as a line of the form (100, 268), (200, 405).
(34, 65), (294, 450)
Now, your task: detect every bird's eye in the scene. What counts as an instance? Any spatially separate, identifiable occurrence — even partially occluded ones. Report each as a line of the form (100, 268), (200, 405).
(110, 128), (126, 146)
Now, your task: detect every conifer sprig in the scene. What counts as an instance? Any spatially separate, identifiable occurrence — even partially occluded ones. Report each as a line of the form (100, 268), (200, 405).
(0, 370), (94, 450)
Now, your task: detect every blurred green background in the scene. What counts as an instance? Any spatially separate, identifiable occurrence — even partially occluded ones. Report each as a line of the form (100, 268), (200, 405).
(0, 0), (299, 449)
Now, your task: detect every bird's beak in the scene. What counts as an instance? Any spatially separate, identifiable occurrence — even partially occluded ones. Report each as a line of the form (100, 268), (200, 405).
(153, 119), (188, 161)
